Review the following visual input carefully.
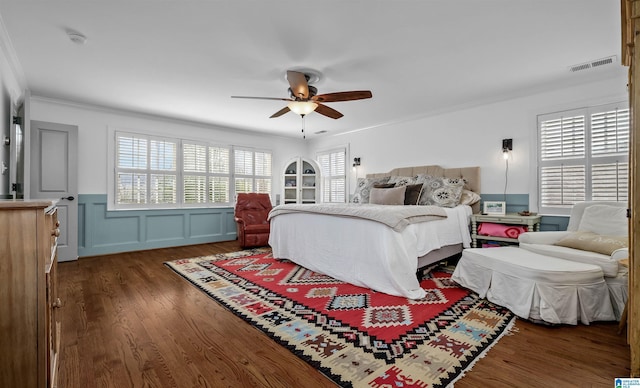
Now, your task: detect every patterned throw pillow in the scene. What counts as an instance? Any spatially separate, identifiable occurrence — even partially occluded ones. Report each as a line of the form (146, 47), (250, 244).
(351, 177), (390, 203)
(387, 175), (420, 186)
(417, 176), (465, 207)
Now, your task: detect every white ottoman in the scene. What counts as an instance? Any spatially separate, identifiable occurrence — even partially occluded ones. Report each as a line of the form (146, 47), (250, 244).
(451, 246), (616, 325)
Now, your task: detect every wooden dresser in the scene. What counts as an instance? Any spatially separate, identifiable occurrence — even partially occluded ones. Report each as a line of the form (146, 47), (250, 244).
(0, 200), (61, 388)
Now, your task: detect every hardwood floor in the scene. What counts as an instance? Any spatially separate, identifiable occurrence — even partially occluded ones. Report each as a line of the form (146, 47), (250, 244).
(58, 242), (631, 387)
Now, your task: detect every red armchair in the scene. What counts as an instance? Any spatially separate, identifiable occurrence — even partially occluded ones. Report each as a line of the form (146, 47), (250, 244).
(234, 193), (273, 248)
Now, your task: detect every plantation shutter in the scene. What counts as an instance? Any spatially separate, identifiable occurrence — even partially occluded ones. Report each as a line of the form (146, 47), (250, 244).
(183, 142), (208, 204)
(115, 132), (177, 206)
(538, 110), (587, 212)
(148, 139), (177, 204)
(591, 162), (628, 201)
(232, 148), (272, 197)
(111, 130), (269, 209)
(254, 151), (272, 194)
(317, 148), (346, 203)
(590, 108), (629, 201)
(117, 134), (147, 169)
(209, 146), (230, 203)
(540, 115), (585, 160)
(116, 134), (148, 205)
(538, 103), (629, 214)
(234, 148), (254, 194)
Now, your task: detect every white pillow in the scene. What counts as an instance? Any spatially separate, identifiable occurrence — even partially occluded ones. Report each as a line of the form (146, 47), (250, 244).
(578, 205), (627, 236)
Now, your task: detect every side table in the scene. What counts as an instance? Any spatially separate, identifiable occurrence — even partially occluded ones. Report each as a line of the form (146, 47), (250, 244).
(471, 213), (542, 248)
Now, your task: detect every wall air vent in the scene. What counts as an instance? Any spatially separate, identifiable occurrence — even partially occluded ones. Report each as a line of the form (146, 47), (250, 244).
(569, 55), (617, 72)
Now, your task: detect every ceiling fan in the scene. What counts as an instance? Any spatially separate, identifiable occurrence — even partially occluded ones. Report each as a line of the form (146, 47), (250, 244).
(231, 70), (372, 120)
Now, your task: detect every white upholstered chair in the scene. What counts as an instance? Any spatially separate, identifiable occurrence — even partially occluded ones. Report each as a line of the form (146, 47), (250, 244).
(452, 201), (628, 325)
(517, 201), (629, 319)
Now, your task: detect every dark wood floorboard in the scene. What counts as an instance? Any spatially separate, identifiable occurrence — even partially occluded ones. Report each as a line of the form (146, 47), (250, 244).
(57, 241), (631, 387)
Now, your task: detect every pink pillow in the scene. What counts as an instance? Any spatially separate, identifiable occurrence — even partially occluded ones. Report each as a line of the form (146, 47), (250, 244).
(478, 222), (527, 238)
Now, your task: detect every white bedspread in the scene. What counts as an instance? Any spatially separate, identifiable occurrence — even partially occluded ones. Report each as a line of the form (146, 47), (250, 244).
(268, 203), (447, 232)
(268, 205), (472, 299)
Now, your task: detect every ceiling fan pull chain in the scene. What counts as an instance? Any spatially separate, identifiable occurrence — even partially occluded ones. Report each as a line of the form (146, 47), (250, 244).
(301, 114), (306, 139)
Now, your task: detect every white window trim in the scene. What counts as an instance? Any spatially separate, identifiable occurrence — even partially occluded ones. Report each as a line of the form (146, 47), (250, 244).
(107, 127), (271, 210)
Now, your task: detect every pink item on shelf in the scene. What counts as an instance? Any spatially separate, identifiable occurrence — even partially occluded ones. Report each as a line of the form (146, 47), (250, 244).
(478, 222), (527, 239)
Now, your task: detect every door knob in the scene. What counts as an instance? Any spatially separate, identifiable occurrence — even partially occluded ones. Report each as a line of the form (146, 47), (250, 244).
(61, 196), (75, 201)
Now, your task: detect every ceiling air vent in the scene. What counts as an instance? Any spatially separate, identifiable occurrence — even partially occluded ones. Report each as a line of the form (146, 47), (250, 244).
(569, 55), (617, 72)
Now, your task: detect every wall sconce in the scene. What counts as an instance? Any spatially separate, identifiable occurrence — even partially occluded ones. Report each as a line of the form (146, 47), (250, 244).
(502, 138), (513, 160)
(352, 157), (361, 177)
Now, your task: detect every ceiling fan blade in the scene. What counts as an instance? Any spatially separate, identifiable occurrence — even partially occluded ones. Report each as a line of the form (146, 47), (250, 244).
(287, 70), (309, 99)
(231, 96), (292, 101)
(312, 90), (372, 103)
(270, 106), (290, 118)
(315, 103), (343, 119)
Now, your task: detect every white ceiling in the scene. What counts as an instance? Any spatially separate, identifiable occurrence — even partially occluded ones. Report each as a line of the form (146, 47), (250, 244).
(0, 0), (627, 138)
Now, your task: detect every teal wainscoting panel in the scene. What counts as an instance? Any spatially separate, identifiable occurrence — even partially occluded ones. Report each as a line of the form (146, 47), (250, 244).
(78, 194), (237, 257)
(146, 214), (185, 242)
(92, 203), (141, 246)
(190, 212), (224, 238)
(479, 193), (569, 231)
(78, 202), (86, 249)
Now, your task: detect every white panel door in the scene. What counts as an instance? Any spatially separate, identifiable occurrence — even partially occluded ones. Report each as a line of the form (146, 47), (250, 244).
(30, 120), (78, 262)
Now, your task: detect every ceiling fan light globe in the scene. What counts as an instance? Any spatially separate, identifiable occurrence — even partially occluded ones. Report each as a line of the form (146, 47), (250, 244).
(288, 101), (318, 116)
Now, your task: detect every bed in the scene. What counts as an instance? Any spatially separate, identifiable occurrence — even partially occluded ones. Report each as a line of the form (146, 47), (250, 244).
(268, 165), (480, 299)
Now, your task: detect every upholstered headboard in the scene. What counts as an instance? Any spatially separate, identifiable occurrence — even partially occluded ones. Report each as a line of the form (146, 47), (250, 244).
(366, 165), (481, 213)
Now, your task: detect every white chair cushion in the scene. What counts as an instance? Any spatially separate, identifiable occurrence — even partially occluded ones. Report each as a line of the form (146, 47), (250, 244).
(519, 242), (619, 277)
(518, 231), (570, 245)
(578, 204), (627, 236)
(460, 247), (604, 283)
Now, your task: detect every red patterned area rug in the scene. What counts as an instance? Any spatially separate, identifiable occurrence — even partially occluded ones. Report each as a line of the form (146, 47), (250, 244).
(165, 248), (515, 387)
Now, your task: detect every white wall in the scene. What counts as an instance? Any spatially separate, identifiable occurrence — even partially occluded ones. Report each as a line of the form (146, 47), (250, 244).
(29, 97), (308, 199)
(308, 75), (628, 211)
(28, 73), (629, 211)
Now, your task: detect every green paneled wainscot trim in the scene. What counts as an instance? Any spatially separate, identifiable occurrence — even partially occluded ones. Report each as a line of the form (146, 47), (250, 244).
(78, 194), (237, 257)
(479, 194), (569, 232)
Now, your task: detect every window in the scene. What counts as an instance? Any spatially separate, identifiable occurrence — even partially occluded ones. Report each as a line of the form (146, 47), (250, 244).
(182, 142), (231, 204)
(538, 102), (628, 214)
(317, 148), (346, 203)
(116, 133), (177, 206)
(113, 130), (271, 209)
(234, 148), (272, 196)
